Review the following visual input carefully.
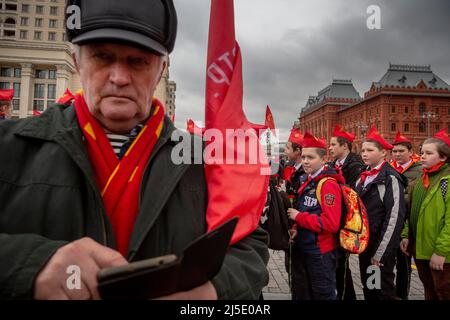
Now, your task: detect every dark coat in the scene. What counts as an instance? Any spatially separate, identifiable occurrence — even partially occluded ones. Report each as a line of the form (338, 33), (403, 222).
(356, 163), (408, 264)
(332, 152), (365, 189)
(0, 103), (269, 299)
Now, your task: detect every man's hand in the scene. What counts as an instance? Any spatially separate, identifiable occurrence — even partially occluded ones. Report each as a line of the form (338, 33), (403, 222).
(155, 281), (218, 300)
(430, 253), (446, 271)
(400, 239), (409, 256)
(34, 237), (128, 300)
(371, 258), (384, 267)
(287, 208), (300, 221)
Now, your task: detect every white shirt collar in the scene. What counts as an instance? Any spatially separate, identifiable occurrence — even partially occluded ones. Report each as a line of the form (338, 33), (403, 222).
(294, 162), (302, 171)
(337, 155), (348, 166)
(370, 161), (385, 171)
(399, 159), (413, 169)
(310, 166), (325, 179)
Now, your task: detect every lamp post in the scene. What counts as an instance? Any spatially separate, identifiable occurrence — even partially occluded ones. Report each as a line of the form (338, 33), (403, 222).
(357, 123), (369, 137)
(422, 112), (436, 137)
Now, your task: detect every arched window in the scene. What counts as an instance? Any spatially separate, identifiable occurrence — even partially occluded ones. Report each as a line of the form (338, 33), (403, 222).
(4, 17), (16, 25)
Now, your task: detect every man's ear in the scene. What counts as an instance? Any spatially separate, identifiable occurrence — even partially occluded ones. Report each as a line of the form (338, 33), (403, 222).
(156, 57), (167, 85)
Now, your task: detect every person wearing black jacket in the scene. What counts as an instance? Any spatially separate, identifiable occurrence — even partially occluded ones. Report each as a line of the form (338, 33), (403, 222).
(329, 125), (364, 300)
(356, 127), (407, 300)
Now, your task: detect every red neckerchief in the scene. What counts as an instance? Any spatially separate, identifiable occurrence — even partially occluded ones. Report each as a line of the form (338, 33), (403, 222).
(360, 161), (386, 185)
(283, 166), (296, 183)
(422, 161), (446, 189)
(74, 93), (165, 256)
(391, 158), (416, 174)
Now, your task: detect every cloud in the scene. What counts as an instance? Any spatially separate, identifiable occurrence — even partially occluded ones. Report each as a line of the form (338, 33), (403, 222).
(170, 0), (450, 141)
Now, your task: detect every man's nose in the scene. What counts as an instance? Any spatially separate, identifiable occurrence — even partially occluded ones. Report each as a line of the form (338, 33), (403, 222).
(109, 61), (132, 86)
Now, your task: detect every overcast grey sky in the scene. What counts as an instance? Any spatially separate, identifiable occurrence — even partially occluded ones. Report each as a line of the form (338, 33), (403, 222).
(170, 0), (450, 141)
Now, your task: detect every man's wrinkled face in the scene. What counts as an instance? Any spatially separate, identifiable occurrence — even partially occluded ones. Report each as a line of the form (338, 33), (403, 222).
(74, 43), (166, 134)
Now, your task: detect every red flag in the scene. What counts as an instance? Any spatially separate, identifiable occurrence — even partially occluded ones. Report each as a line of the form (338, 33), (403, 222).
(170, 113), (175, 122)
(33, 110), (42, 116)
(57, 89), (74, 105)
(205, 0), (270, 244)
(0, 89), (14, 101)
(265, 105), (276, 137)
(186, 119), (205, 136)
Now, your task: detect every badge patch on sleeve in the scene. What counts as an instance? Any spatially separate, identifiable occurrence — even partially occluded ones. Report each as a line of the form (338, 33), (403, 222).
(324, 194), (335, 206)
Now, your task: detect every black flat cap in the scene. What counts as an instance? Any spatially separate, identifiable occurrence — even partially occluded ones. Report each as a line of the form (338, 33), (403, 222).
(66, 0), (177, 55)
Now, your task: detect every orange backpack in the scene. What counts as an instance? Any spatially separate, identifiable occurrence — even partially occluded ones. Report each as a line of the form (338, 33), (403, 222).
(317, 178), (370, 254)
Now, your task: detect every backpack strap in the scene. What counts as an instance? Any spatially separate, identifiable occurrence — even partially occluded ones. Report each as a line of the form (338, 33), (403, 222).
(316, 177), (337, 206)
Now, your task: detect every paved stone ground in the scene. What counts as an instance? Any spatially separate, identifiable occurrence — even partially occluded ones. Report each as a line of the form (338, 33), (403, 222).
(263, 249), (425, 300)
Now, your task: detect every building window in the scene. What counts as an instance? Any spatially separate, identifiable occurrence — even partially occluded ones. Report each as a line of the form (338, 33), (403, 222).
(49, 19), (57, 28)
(36, 5), (44, 14)
(436, 124), (440, 131)
(35, 70), (47, 79)
(48, 32), (56, 41)
(20, 30), (28, 39)
(13, 82), (21, 98)
(12, 99), (20, 111)
(34, 84), (45, 99)
(404, 123), (409, 132)
(62, 33), (66, 41)
(35, 18), (43, 27)
(33, 100), (45, 111)
(47, 84), (56, 99)
(14, 68), (21, 78)
(21, 17), (29, 26)
(0, 67), (13, 77)
(4, 30), (15, 37)
(34, 31), (42, 40)
(22, 4), (29, 13)
(0, 82), (10, 89)
(405, 106), (409, 113)
(391, 106), (396, 113)
(48, 70), (56, 79)
(5, 4), (17, 11)
(419, 122), (426, 133)
(391, 123), (396, 132)
(419, 103), (426, 115)
(50, 7), (58, 15)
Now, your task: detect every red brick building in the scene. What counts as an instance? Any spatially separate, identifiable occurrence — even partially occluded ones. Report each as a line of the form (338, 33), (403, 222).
(298, 64), (450, 154)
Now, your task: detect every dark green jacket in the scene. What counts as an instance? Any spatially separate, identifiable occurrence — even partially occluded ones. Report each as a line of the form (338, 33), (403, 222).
(0, 104), (269, 300)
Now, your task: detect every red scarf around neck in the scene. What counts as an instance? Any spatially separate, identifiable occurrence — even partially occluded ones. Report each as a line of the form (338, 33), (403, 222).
(360, 161), (386, 185)
(74, 93), (165, 256)
(422, 161), (446, 190)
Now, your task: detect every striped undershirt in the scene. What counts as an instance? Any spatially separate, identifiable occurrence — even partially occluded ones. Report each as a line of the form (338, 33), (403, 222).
(106, 134), (130, 158)
(106, 124), (144, 159)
